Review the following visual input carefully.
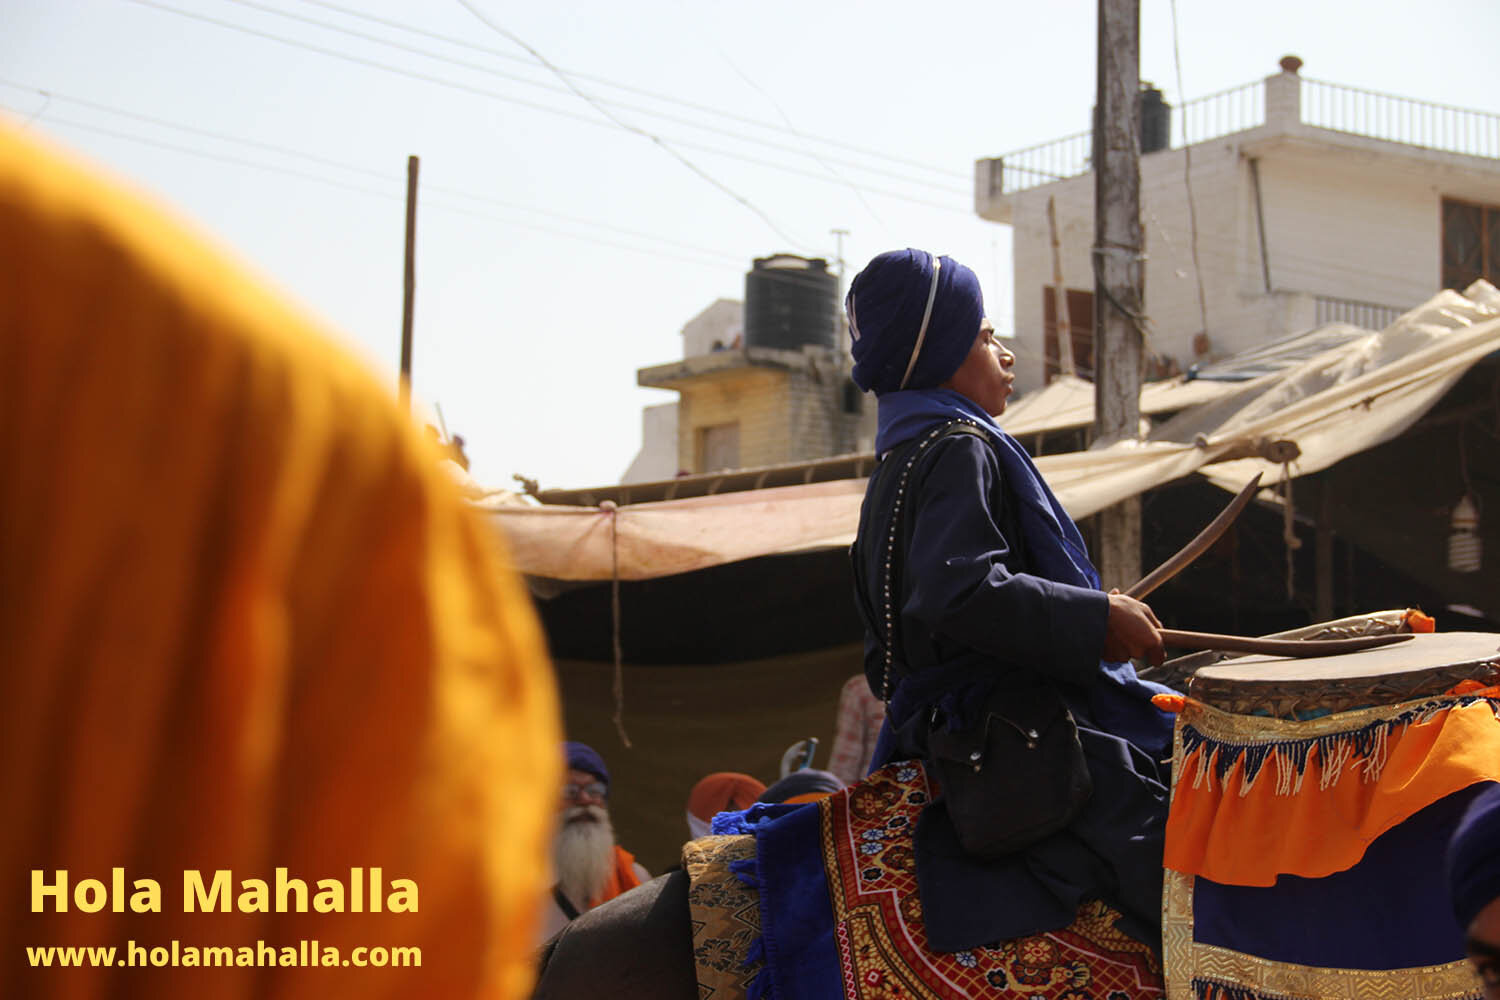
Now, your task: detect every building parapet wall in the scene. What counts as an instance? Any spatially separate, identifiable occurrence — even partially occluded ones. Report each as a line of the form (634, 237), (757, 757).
(977, 64), (1500, 217)
(638, 343), (829, 388)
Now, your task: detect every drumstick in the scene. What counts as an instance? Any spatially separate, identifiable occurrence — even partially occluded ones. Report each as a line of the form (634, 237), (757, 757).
(1159, 629), (1414, 657)
(1124, 473), (1263, 600)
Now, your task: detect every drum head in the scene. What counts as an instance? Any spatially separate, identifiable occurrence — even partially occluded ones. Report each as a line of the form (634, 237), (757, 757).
(1189, 631), (1500, 717)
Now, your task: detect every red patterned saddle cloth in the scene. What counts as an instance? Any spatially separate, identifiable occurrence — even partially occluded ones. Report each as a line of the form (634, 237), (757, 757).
(824, 761), (1164, 999)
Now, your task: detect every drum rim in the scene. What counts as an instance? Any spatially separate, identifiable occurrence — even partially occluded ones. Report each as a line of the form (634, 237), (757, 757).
(1190, 631), (1500, 687)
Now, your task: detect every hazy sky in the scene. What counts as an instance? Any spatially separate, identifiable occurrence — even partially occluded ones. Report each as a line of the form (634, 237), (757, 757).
(6, 0), (1498, 489)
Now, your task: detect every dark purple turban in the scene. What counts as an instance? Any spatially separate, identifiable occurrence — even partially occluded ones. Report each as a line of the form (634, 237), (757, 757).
(1448, 782), (1500, 929)
(846, 249), (985, 395)
(564, 741), (610, 789)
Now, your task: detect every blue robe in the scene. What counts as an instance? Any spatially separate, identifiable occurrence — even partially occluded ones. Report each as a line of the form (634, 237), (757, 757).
(851, 389), (1175, 952)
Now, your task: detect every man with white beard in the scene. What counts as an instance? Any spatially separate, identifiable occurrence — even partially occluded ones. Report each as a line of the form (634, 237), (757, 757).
(538, 742), (651, 943)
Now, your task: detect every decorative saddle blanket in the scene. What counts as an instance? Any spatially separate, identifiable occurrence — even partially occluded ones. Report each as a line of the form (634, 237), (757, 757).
(684, 834), (765, 1000)
(1162, 693), (1499, 1000)
(687, 762), (1165, 1000)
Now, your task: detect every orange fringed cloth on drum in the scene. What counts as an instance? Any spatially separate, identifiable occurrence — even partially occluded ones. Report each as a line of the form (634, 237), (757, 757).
(0, 123), (561, 1000)
(1160, 666), (1498, 999)
(1164, 696), (1500, 885)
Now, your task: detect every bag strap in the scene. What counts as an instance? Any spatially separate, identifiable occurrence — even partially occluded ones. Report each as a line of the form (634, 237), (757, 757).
(551, 884), (581, 921)
(869, 419), (989, 703)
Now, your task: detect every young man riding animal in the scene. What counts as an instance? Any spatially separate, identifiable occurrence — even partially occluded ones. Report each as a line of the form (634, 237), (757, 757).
(532, 249), (1178, 998)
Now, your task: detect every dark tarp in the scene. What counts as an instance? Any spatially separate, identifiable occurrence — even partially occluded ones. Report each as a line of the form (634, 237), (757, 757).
(553, 644), (863, 875)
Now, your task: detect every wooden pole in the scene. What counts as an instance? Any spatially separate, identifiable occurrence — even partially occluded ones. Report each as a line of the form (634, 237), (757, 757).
(1316, 481), (1334, 621)
(1092, 0), (1144, 590)
(1047, 196), (1076, 378)
(400, 155), (419, 413)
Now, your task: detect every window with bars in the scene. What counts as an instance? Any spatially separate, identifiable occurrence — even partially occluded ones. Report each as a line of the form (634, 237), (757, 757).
(1042, 287), (1096, 382)
(1441, 198), (1500, 292)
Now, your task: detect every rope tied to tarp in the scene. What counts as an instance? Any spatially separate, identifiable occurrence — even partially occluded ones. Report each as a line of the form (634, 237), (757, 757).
(601, 500), (632, 748)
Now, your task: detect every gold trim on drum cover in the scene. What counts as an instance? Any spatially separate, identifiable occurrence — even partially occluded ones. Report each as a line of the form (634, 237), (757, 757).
(1164, 848), (1481, 999)
(1179, 692), (1473, 745)
(1163, 724), (1485, 1000)
(1189, 943), (1481, 1000)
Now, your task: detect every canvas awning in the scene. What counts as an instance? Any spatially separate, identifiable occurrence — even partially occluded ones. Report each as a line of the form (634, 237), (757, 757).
(482, 478), (867, 581)
(484, 283), (1500, 582)
(998, 321), (1379, 438)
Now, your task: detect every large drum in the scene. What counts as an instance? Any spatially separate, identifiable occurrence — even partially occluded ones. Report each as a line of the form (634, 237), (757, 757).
(1163, 624), (1499, 1000)
(1190, 630), (1500, 718)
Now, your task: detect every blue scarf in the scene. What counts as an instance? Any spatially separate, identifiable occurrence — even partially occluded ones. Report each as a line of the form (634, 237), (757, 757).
(874, 387), (1177, 760)
(877, 388), (1099, 591)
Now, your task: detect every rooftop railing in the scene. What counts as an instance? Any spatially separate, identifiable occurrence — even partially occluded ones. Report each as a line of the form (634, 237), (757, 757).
(984, 129), (1092, 195)
(1178, 80), (1265, 146)
(1303, 78), (1500, 160)
(985, 74), (1498, 198)
(1312, 294), (1407, 332)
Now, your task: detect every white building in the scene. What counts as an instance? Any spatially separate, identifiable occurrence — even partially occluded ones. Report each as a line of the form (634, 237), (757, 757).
(976, 56), (1500, 394)
(621, 299), (744, 483)
(620, 401), (680, 483)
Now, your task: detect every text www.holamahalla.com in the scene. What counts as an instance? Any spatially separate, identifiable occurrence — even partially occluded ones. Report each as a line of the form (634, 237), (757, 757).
(27, 939), (421, 968)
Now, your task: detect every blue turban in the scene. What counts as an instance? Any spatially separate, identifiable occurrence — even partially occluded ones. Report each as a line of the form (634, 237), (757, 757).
(846, 249), (985, 395)
(1448, 782), (1500, 929)
(563, 741), (609, 789)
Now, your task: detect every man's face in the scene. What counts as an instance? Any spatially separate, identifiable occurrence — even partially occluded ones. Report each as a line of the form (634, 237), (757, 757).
(560, 768), (609, 822)
(1468, 897), (1500, 1000)
(941, 319), (1016, 417)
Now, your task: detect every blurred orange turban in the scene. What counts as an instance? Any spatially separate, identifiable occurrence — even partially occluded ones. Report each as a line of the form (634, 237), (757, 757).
(0, 121), (560, 999)
(686, 773), (767, 838)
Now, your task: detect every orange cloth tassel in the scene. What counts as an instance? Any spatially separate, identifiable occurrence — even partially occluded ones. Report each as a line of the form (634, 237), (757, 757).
(1152, 693), (1188, 714)
(1403, 608), (1436, 633)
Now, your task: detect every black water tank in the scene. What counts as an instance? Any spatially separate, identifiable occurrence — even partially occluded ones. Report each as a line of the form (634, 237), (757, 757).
(1140, 85), (1171, 154)
(1091, 84), (1173, 158)
(744, 254), (837, 351)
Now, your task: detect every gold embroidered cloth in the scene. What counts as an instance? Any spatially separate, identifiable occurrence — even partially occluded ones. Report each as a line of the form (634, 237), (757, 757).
(1163, 701), (1487, 1000)
(685, 835), (763, 1000)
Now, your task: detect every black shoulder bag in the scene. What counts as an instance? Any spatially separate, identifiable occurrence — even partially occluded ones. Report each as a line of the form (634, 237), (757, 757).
(859, 419), (1092, 859)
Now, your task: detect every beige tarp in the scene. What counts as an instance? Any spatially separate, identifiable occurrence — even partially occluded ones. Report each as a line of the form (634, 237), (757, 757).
(482, 478), (866, 581)
(1190, 287), (1500, 492)
(486, 284), (1500, 581)
(1000, 371), (1245, 437)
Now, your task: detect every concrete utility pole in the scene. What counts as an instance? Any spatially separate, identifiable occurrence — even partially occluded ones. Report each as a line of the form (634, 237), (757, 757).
(1092, 0), (1144, 590)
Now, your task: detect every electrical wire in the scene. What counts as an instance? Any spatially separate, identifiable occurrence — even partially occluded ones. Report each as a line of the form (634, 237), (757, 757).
(1168, 0), (1210, 342)
(1091, 244), (1155, 342)
(3, 101), (741, 270)
(0, 79), (746, 263)
(0, 78), (392, 180)
(18, 91), (51, 130)
(700, 32), (887, 232)
(217, 0), (967, 196)
(14, 110), (400, 201)
(452, 0), (809, 251)
(288, 0), (967, 181)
